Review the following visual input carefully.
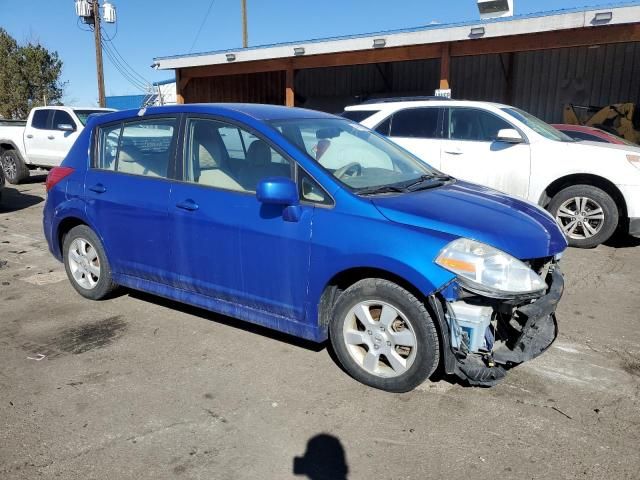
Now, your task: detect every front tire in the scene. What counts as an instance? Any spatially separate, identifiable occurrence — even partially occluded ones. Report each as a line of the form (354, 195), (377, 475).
(63, 225), (117, 300)
(329, 279), (440, 392)
(548, 185), (618, 248)
(1, 150), (30, 184)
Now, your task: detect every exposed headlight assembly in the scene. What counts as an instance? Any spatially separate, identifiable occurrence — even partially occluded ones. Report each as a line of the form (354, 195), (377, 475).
(436, 238), (547, 299)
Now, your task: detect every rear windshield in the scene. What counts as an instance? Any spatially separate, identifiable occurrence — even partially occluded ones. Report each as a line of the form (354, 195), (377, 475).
(340, 110), (380, 123)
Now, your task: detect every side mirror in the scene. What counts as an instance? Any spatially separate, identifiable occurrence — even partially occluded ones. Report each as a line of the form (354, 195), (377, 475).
(496, 128), (524, 144)
(256, 177), (299, 206)
(57, 123), (75, 132)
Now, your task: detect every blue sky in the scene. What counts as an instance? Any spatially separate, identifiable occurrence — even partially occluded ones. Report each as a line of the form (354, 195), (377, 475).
(0, 0), (626, 106)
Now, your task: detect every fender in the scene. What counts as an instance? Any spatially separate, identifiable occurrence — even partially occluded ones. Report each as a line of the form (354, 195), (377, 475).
(0, 139), (28, 164)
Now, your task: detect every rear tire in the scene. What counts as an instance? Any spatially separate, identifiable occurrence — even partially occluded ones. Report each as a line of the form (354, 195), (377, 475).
(548, 185), (618, 248)
(1, 150), (30, 184)
(63, 225), (117, 300)
(329, 279), (440, 392)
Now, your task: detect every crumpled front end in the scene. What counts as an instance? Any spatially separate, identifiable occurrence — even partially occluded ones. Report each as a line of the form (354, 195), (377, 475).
(432, 261), (564, 387)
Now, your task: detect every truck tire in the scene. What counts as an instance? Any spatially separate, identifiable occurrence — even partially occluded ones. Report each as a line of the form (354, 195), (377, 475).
(548, 185), (618, 248)
(329, 278), (440, 392)
(1, 149), (30, 184)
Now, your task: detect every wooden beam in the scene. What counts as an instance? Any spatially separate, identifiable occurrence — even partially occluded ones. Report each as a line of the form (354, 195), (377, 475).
(175, 69), (185, 104)
(451, 23), (640, 57)
(439, 43), (451, 90)
(285, 67), (295, 107)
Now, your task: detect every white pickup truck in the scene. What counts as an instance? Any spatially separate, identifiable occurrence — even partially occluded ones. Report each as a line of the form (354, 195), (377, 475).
(0, 106), (114, 184)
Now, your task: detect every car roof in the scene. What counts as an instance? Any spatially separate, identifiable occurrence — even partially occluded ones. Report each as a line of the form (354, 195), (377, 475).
(89, 103), (336, 126)
(344, 99), (511, 110)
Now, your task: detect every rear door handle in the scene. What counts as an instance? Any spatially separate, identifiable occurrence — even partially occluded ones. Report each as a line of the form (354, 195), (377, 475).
(89, 184), (107, 194)
(47, 135), (55, 140)
(176, 199), (199, 211)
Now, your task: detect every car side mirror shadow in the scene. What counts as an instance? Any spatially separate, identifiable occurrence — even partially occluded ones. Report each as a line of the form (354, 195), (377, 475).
(57, 123), (76, 132)
(496, 128), (524, 144)
(257, 177), (299, 206)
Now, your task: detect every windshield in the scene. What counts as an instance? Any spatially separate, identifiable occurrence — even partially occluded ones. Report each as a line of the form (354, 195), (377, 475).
(268, 118), (443, 193)
(502, 107), (575, 142)
(74, 110), (112, 126)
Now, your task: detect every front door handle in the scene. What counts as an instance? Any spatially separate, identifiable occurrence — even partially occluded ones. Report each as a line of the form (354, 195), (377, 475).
(89, 184), (107, 194)
(176, 199), (199, 211)
(444, 147), (464, 155)
(47, 135), (55, 140)
(26, 134), (34, 139)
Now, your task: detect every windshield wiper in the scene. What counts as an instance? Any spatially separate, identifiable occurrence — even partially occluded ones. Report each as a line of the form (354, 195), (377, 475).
(404, 174), (453, 192)
(357, 185), (408, 196)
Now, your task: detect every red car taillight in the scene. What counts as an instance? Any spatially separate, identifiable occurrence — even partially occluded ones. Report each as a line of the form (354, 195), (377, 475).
(45, 167), (75, 192)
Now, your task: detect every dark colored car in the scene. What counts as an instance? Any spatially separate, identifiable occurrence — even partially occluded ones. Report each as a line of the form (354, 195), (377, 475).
(552, 124), (637, 146)
(43, 104), (567, 392)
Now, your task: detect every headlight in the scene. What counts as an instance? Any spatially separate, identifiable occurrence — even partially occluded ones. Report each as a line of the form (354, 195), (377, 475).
(435, 238), (546, 298)
(627, 154), (640, 170)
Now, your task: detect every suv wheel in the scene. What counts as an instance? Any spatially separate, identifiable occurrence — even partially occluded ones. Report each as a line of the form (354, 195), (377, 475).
(548, 185), (618, 248)
(63, 225), (117, 300)
(329, 279), (440, 392)
(1, 150), (30, 184)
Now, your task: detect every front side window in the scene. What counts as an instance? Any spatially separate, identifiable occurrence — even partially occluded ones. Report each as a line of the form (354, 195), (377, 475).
(270, 118), (440, 193)
(184, 118), (292, 193)
(389, 108), (442, 139)
(52, 110), (76, 130)
(448, 108), (513, 142)
(96, 117), (177, 177)
(31, 110), (51, 130)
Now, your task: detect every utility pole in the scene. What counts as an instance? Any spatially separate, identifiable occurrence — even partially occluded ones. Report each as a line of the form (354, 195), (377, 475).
(92, 1), (106, 107)
(241, 0), (248, 48)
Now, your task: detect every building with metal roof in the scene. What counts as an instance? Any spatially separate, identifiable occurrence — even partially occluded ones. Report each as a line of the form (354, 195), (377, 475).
(154, 2), (640, 121)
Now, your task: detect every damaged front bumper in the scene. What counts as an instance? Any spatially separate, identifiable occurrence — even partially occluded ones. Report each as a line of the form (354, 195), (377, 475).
(430, 266), (564, 387)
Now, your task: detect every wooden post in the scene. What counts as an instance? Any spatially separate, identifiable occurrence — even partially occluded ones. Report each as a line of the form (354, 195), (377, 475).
(285, 66), (295, 107)
(176, 69), (186, 104)
(439, 43), (451, 90)
(92, 0), (106, 107)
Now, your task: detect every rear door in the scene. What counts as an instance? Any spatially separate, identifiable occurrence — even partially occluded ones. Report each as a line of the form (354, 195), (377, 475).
(378, 107), (444, 168)
(23, 109), (54, 166)
(84, 115), (178, 282)
(439, 107), (531, 198)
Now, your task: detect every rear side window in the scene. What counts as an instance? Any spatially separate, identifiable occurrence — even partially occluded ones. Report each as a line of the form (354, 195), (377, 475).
(389, 108), (442, 139)
(96, 117), (177, 178)
(52, 110), (76, 130)
(340, 110), (380, 122)
(31, 110), (51, 130)
(449, 108), (513, 142)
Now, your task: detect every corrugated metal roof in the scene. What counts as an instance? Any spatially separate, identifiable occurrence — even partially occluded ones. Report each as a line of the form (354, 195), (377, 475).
(156, 1), (640, 68)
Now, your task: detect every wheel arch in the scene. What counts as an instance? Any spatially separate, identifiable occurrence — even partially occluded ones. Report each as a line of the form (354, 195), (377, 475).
(538, 174), (628, 219)
(56, 216), (89, 254)
(0, 141), (26, 162)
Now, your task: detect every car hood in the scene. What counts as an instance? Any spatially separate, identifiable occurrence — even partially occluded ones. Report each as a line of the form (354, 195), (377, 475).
(562, 139), (640, 154)
(371, 181), (568, 259)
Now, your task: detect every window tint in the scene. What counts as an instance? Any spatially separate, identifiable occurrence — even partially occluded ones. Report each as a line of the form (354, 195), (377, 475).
(389, 108), (441, 139)
(31, 110), (51, 130)
(97, 124), (121, 170)
(52, 110), (76, 130)
(184, 118), (292, 193)
(340, 110), (380, 122)
(374, 117), (391, 136)
(449, 108), (513, 142)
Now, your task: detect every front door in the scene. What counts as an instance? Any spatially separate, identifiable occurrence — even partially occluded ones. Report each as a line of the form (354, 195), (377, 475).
(84, 116), (178, 282)
(439, 107), (531, 198)
(168, 116), (313, 321)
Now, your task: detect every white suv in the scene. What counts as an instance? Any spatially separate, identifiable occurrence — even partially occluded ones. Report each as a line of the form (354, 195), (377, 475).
(343, 99), (640, 248)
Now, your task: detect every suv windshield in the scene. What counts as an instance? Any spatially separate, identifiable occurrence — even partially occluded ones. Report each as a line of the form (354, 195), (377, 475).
(74, 110), (112, 126)
(502, 107), (574, 142)
(269, 118), (445, 194)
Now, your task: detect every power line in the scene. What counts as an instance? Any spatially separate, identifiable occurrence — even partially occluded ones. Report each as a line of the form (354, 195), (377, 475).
(101, 34), (151, 87)
(101, 40), (149, 92)
(189, 0), (216, 53)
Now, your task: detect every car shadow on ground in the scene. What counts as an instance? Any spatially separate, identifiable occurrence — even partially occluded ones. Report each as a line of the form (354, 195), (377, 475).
(124, 289), (327, 352)
(604, 231), (640, 248)
(0, 185), (44, 213)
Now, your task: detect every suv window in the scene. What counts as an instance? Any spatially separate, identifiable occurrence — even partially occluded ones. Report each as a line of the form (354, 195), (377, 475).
(96, 118), (177, 177)
(449, 108), (513, 142)
(184, 117), (292, 193)
(389, 108), (442, 139)
(31, 110), (51, 130)
(52, 110), (76, 130)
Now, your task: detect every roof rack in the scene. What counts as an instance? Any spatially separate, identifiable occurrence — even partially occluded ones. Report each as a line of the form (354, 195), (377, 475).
(360, 96), (453, 104)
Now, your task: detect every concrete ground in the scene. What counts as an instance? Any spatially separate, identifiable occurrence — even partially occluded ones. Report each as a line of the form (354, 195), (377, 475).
(1, 177), (639, 480)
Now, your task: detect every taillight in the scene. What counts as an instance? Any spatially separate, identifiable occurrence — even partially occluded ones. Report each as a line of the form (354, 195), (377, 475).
(45, 167), (75, 192)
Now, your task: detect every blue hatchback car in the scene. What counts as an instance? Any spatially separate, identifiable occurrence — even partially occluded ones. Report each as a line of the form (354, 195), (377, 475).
(43, 104), (567, 392)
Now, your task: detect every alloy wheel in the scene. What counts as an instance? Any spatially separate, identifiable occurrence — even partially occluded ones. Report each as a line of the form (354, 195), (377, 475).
(67, 238), (101, 290)
(2, 155), (17, 181)
(555, 196), (605, 240)
(342, 300), (418, 378)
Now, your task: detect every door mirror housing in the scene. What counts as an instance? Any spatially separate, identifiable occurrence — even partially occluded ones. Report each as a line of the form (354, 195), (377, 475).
(496, 128), (524, 144)
(256, 177), (299, 206)
(57, 123), (75, 132)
